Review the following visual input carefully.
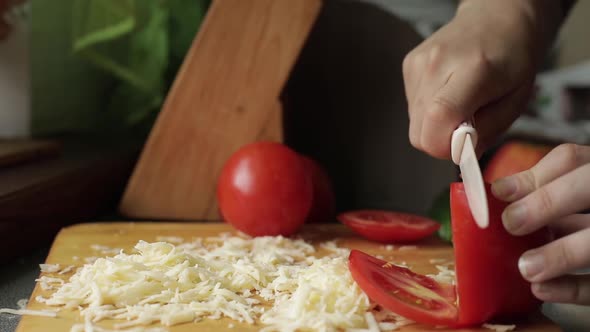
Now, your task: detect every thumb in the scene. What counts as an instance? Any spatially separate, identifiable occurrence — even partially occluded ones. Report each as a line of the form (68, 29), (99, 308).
(474, 79), (535, 156)
(419, 56), (507, 159)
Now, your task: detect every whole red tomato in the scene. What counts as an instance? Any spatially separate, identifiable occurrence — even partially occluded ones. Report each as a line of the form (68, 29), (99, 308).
(217, 141), (312, 237)
(300, 156), (336, 223)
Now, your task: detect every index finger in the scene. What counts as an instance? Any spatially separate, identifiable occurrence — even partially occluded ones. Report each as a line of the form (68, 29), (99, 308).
(492, 144), (590, 202)
(502, 163), (590, 236)
(419, 55), (505, 159)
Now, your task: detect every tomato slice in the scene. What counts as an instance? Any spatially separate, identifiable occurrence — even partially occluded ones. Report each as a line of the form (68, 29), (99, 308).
(349, 249), (458, 326)
(338, 210), (440, 243)
(451, 182), (550, 326)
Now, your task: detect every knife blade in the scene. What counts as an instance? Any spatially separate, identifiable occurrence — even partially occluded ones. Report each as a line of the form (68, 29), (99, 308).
(451, 122), (489, 229)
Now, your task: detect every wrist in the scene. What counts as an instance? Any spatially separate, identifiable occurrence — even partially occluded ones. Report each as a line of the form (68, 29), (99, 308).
(517, 0), (566, 54)
(456, 0), (564, 68)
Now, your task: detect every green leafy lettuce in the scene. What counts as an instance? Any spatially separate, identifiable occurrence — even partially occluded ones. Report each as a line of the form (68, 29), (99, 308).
(31, 0), (210, 137)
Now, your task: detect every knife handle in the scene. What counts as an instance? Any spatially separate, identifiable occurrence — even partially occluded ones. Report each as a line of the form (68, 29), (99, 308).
(451, 121), (478, 165)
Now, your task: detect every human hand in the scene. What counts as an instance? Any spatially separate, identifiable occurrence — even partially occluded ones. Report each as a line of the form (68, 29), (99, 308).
(403, 0), (563, 159)
(492, 143), (590, 304)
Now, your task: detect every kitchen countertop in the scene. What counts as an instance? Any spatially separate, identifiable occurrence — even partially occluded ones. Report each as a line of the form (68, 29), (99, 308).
(0, 246), (49, 332)
(0, 137), (140, 331)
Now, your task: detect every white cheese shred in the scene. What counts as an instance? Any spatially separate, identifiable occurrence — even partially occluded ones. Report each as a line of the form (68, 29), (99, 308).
(39, 235), (411, 331)
(483, 323), (516, 332)
(40, 263), (61, 273)
(397, 245), (417, 251)
(17, 299), (28, 309)
(0, 308), (57, 317)
(155, 236), (184, 244)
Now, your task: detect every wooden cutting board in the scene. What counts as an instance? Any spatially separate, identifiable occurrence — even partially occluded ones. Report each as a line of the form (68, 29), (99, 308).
(17, 222), (560, 332)
(119, 0), (321, 221)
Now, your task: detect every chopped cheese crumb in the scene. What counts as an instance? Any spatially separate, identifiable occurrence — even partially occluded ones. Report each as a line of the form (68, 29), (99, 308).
(70, 317), (167, 332)
(365, 312), (380, 332)
(397, 245), (417, 251)
(36, 276), (65, 291)
(58, 265), (76, 275)
(83, 257), (98, 264)
(428, 258), (448, 264)
(483, 323), (516, 331)
(89, 244), (121, 255)
(427, 264), (457, 285)
(319, 240), (350, 257)
(17, 299), (28, 310)
(40, 264), (76, 276)
(155, 236), (184, 244)
(40, 263), (60, 273)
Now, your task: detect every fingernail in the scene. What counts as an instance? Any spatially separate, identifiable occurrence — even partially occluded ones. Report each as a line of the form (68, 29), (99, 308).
(519, 251), (544, 280)
(492, 177), (517, 200)
(502, 203), (527, 233)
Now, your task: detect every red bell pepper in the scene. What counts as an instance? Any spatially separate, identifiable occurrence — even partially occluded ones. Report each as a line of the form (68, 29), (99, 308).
(348, 182), (550, 327)
(451, 182), (550, 325)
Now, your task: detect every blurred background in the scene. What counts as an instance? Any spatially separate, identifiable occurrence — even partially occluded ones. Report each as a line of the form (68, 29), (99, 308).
(1, 0), (590, 250)
(1, 1), (590, 331)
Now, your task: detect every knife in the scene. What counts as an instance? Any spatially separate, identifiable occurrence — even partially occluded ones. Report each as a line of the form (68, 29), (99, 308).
(451, 121), (489, 228)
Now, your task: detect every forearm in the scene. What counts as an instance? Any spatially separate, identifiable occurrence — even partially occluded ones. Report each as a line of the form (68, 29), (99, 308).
(516, 0), (575, 53)
(456, 0), (574, 67)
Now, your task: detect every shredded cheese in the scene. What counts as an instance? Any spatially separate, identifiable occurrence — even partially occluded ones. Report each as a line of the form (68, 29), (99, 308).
(483, 323), (516, 332)
(17, 299), (28, 309)
(259, 256), (370, 331)
(364, 312), (380, 332)
(428, 258), (448, 264)
(39, 235), (409, 331)
(397, 245), (417, 251)
(40, 263), (61, 273)
(0, 299), (57, 318)
(58, 265), (76, 275)
(36, 276), (65, 291)
(0, 308), (57, 317)
(70, 316), (167, 332)
(427, 264), (456, 285)
(319, 240), (350, 257)
(89, 244), (122, 255)
(155, 236), (184, 244)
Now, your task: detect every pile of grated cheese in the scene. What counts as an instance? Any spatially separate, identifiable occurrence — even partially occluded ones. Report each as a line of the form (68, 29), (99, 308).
(35, 233), (414, 332)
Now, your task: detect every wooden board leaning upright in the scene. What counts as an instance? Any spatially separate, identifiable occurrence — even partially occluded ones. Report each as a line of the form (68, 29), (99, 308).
(119, 0), (322, 220)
